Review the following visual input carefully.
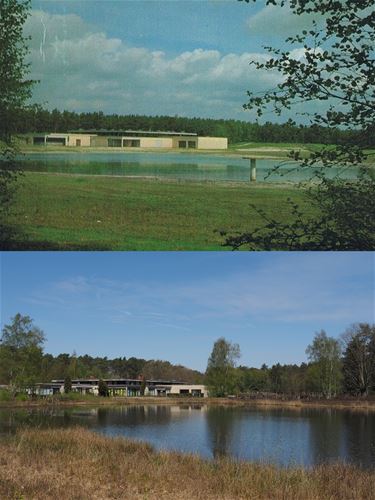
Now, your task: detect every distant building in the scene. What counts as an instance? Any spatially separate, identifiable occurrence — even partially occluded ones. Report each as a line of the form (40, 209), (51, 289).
(20, 130), (227, 150)
(31, 378), (208, 398)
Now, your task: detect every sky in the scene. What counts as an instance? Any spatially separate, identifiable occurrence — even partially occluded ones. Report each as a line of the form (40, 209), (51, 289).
(1, 252), (374, 371)
(25, 0), (319, 121)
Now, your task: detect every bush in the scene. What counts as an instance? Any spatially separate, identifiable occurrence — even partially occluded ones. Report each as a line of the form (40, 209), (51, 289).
(0, 389), (12, 401)
(15, 392), (28, 401)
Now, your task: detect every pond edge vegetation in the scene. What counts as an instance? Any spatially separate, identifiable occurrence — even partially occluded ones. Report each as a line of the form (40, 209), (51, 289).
(1, 427), (374, 500)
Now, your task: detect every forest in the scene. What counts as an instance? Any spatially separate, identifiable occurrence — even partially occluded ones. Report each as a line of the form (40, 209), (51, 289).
(1, 314), (374, 399)
(14, 107), (374, 146)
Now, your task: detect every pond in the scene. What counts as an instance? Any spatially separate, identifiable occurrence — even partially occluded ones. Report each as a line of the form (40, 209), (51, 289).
(1, 404), (374, 469)
(17, 152), (363, 183)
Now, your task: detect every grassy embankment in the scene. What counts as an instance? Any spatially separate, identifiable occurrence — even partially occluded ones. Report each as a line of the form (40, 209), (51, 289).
(1, 427), (374, 499)
(7, 172), (314, 250)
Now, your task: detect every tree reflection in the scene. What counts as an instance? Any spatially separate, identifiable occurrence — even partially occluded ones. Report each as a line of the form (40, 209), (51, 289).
(341, 411), (375, 468)
(307, 409), (344, 464)
(206, 407), (235, 459)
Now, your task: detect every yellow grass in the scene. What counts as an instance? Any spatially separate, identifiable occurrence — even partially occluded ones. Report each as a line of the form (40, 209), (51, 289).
(0, 427), (374, 499)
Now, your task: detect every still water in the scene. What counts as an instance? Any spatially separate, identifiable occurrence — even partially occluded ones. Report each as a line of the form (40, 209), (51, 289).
(1, 404), (374, 468)
(18, 152), (362, 183)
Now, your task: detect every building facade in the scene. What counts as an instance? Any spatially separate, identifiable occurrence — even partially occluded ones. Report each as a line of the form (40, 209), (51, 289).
(21, 130), (227, 150)
(32, 378), (208, 398)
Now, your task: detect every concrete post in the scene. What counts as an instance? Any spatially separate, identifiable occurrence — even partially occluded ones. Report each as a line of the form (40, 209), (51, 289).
(250, 158), (256, 182)
(243, 157), (257, 182)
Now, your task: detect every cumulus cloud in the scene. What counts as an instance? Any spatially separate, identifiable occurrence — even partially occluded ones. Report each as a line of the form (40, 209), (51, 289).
(24, 10), (281, 119)
(246, 2), (319, 37)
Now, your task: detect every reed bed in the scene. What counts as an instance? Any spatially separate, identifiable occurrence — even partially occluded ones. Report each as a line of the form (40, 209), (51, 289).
(0, 427), (374, 499)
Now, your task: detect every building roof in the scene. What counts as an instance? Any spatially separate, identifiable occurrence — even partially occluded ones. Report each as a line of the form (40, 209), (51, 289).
(69, 129), (198, 137)
(51, 378), (186, 385)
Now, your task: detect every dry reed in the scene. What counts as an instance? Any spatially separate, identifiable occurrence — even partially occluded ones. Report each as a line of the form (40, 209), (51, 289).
(0, 427), (374, 499)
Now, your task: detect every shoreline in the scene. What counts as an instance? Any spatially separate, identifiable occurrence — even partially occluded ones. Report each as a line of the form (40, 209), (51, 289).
(21, 169), (302, 189)
(1, 395), (375, 411)
(18, 145), (298, 160)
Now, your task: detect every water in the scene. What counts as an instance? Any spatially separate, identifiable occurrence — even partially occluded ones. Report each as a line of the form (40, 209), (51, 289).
(1, 404), (374, 468)
(17, 152), (363, 183)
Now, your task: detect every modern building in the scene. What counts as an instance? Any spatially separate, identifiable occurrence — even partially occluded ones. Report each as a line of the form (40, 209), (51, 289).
(21, 130), (227, 150)
(31, 378), (208, 398)
(26, 132), (96, 147)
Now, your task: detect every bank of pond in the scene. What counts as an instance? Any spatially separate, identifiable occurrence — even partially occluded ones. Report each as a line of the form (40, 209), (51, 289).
(1, 404), (374, 470)
(2, 426), (374, 500)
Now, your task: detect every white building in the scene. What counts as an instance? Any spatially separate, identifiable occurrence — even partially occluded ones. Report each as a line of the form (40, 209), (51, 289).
(22, 130), (228, 150)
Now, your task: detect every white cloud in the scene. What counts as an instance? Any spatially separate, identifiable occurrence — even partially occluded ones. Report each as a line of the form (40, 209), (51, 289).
(25, 9), (281, 119)
(246, 2), (318, 37)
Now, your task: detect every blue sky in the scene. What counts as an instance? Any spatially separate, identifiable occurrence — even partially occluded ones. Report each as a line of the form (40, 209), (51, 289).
(1, 252), (374, 371)
(25, 0), (319, 121)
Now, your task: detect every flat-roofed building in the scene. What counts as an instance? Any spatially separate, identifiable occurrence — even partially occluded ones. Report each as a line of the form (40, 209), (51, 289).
(44, 378), (208, 397)
(24, 132), (97, 147)
(168, 384), (208, 398)
(22, 130), (227, 150)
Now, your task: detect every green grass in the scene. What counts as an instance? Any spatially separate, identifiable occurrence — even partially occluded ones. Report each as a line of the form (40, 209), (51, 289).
(6, 172), (316, 250)
(228, 141), (326, 154)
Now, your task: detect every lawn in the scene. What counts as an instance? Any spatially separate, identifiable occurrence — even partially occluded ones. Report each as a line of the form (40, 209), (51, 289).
(6, 172), (315, 250)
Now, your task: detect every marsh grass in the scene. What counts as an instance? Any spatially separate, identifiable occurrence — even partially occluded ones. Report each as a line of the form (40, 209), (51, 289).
(0, 427), (374, 499)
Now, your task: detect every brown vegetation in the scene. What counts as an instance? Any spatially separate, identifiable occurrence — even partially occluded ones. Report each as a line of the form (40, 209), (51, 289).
(1, 395), (375, 412)
(0, 427), (374, 499)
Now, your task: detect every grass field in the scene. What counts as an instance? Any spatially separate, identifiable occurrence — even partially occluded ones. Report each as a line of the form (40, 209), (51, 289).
(6, 172), (315, 250)
(1, 427), (374, 499)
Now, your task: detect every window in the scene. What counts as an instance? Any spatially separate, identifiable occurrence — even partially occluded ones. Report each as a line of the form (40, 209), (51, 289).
(188, 141), (196, 149)
(33, 137), (45, 145)
(46, 136), (66, 145)
(123, 139), (141, 147)
(179, 141), (187, 148)
(108, 138), (122, 147)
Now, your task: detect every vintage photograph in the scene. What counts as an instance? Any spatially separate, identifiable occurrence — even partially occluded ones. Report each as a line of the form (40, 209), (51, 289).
(0, 0), (373, 250)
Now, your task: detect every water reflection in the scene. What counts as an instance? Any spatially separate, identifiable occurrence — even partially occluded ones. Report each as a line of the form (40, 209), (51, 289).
(342, 411), (375, 467)
(308, 409), (345, 465)
(0, 405), (374, 468)
(206, 407), (236, 458)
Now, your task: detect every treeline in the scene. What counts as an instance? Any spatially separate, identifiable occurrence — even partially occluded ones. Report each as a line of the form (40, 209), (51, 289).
(1, 314), (374, 399)
(0, 314), (204, 390)
(14, 107), (374, 146)
(206, 325), (375, 399)
(39, 353), (204, 384)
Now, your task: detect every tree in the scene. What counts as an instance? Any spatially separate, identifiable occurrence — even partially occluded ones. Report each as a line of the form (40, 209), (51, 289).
(227, 0), (375, 250)
(205, 338), (241, 397)
(98, 379), (109, 397)
(0, 0), (35, 247)
(306, 331), (342, 398)
(224, 178), (375, 250)
(0, 313), (45, 391)
(64, 376), (72, 394)
(342, 323), (375, 396)
(238, 366), (270, 393)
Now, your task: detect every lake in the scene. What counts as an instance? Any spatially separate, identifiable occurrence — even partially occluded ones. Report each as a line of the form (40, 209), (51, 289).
(1, 404), (374, 469)
(17, 152), (363, 183)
